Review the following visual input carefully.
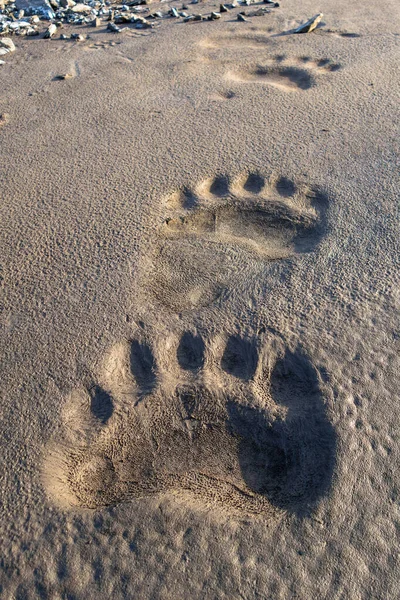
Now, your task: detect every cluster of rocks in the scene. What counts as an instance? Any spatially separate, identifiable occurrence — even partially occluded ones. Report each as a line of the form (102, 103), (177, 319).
(0, 0), (281, 39)
(0, 2), (44, 37)
(0, 0), (321, 64)
(173, 0), (279, 24)
(0, 35), (15, 63)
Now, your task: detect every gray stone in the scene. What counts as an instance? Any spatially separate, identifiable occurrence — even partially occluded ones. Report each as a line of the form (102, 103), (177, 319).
(26, 27), (40, 35)
(107, 21), (121, 32)
(15, 0), (55, 20)
(294, 13), (323, 34)
(43, 22), (57, 37)
(0, 37), (16, 53)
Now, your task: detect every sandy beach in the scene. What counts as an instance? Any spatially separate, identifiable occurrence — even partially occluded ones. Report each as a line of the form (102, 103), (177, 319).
(0, 0), (399, 597)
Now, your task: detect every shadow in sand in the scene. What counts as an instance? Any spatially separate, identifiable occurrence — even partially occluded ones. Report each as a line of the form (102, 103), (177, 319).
(293, 188), (329, 255)
(221, 335), (258, 380)
(129, 340), (157, 398)
(226, 348), (336, 516)
(90, 385), (114, 424)
(177, 332), (206, 371)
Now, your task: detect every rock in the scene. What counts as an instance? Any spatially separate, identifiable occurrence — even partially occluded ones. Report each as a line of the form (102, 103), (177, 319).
(220, 4), (228, 11)
(107, 21), (121, 32)
(56, 72), (72, 79)
(43, 23), (57, 37)
(209, 11), (220, 19)
(248, 7), (269, 16)
(184, 13), (202, 21)
(15, 0), (55, 20)
(170, 7), (179, 17)
(126, 0), (153, 5)
(0, 113), (9, 126)
(135, 18), (153, 28)
(71, 32), (84, 40)
(9, 21), (31, 30)
(0, 60), (5, 65)
(237, 12), (247, 21)
(71, 3), (92, 13)
(294, 13), (323, 34)
(0, 38), (16, 54)
(115, 13), (132, 23)
(26, 27), (39, 35)
(30, 15), (40, 23)
(60, 33), (68, 38)
(91, 16), (100, 26)
(60, 0), (76, 6)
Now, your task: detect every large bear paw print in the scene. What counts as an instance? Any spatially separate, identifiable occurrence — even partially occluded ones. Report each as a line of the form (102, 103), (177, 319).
(43, 330), (336, 520)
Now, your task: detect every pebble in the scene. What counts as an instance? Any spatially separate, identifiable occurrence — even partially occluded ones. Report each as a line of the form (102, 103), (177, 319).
(248, 7), (270, 16)
(237, 12), (247, 21)
(220, 4), (228, 12)
(294, 13), (323, 33)
(71, 3), (92, 13)
(0, 37), (16, 55)
(0, 113), (9, 125)
(184, 13), (202, 21)
(43, 22), (57, 37)
(107, 21), (121, 32)
(56, 72), (72, 79)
